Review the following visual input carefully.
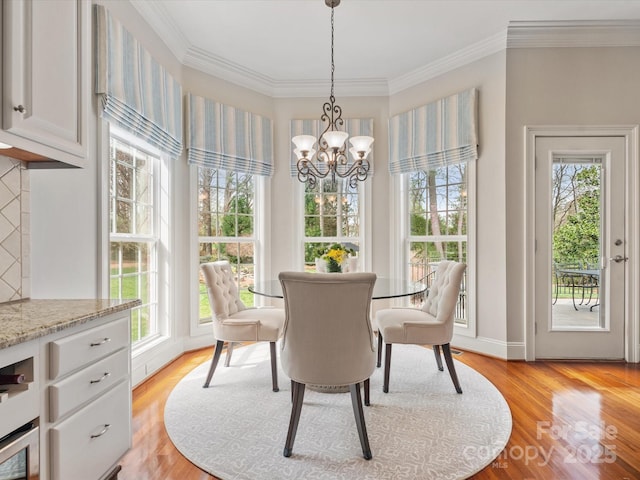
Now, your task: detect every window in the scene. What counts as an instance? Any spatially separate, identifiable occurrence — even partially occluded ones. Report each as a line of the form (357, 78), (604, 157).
(303, 179), (362, 270)
(407, 165), (469, 325)
(197, 168), (256, 324)
(109, 136), (160, 344)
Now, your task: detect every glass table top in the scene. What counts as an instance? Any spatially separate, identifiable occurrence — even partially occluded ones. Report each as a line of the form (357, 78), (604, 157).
(249, 277), (426, 300)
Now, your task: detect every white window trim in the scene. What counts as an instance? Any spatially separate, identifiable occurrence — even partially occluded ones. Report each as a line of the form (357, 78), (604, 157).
(293, 179), (371, 272)
(99, 122), (174, 355)
(189, 168), (270, 337)
(391, 162), (477, 338)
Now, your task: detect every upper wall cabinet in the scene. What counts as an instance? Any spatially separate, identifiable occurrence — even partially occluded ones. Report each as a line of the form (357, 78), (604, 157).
(0, 0), (89, 168)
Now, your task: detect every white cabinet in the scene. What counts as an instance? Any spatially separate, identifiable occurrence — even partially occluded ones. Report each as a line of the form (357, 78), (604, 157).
(50, 380), (130, 480)
(0, 0), (89, 167)
(43, 314), (132, 480)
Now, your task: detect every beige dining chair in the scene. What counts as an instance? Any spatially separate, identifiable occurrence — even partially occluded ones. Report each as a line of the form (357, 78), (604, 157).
(376, 260), (467, 394)
(200, 261), (285, 391)
(279, 271), (377, 460)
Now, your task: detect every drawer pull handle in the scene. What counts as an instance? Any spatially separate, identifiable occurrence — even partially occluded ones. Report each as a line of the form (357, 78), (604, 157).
(90, 424), (111, 439)
(90, 337), (111, 347)
(90, 372), (111, 384)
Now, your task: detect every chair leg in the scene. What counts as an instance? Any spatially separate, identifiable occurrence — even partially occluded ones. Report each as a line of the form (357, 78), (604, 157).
(350, 383), (372, 460)
(203, 340), (225, 388)
(224, 342), (234, 367)
(270, 341), (279, 392)
(376, 332), (383, 368)
(383, 343), (392, 393)
(284, 381), (306, 457)
(364, 378), (370, 406)
(433, 344), (444, 371)
(442, 343), (463, 394)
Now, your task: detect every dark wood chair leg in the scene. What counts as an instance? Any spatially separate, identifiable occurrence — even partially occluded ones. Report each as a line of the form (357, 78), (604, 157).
(284, 381), (306, 457)
(376, 332), (383, 367)
(442, 343), (463, 394)
(350, 383), (372, 460)
(364, 378), (370, 406)
(290, 379), (294, 403)
(270, 341), (279, 392)
(203, 340), (225, 388)
(433, 344), (444, 371)
(224, 341), (234, 367)
(383, 343), (392, 393)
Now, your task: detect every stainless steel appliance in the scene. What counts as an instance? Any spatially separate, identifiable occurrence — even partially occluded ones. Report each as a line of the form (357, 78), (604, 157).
(0, 421), (39, 480)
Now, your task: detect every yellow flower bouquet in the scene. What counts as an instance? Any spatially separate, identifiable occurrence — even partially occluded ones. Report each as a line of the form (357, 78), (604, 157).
(323, 244), (349, 273)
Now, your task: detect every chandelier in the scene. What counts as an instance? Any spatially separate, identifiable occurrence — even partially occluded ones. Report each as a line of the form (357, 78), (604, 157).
(292, 0), (374, 189)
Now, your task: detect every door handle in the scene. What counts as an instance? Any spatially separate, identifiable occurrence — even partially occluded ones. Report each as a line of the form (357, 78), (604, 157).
(609, 255), (628, 263)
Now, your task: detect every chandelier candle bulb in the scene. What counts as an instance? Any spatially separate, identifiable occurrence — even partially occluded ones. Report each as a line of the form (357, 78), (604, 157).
(292, 135), (317, 155)
(322, 130), (349, 150)
(349, 136), (374, 155)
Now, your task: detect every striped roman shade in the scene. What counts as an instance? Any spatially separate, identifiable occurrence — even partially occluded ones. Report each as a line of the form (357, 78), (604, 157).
(95, 5), (183, 157)
(388, 88), (478, 174)
(187, 94), (274, 176)
(289, 118), (374, 176)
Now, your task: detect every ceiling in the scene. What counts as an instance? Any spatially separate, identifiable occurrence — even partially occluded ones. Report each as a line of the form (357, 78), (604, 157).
(130, 0), (640, 96)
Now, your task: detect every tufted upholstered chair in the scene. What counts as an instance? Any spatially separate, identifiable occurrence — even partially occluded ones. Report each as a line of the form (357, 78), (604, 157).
(376, 260), (467, 394)
(201, 261), (285, 391)
(279, 272), (377, 460)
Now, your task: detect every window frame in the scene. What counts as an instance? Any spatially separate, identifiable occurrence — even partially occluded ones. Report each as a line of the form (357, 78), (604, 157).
(294, 178), (372, 273)
(392, 161), (476, 338)
(100, 123), (173, 354)
(189, 166), (270, 337)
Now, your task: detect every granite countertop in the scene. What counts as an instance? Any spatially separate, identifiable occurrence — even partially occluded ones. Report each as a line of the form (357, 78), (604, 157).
(0, 299), (142, 350)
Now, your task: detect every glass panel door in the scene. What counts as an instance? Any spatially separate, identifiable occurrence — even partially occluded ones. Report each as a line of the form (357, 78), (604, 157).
(552, 158), (602, 329)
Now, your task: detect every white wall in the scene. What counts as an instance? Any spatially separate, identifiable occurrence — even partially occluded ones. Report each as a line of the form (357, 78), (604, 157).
(505, 46), (640, 353)
(390, 51), (509, 355)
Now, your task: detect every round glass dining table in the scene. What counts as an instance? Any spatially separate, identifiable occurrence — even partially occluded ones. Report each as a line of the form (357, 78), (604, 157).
(249, 277), (427, 300)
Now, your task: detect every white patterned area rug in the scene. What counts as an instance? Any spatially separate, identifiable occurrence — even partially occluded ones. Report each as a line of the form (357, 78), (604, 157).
(164, 343), (512, 480)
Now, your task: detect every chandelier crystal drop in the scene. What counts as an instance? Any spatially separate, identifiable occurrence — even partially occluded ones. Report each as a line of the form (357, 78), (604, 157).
(292, 0), (374, 189)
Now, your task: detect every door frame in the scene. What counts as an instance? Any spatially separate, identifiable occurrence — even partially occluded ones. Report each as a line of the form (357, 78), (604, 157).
(524, 125), (640, 362)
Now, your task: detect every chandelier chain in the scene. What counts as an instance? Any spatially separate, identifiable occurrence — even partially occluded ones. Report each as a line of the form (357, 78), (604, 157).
(330, 5), (335, 99)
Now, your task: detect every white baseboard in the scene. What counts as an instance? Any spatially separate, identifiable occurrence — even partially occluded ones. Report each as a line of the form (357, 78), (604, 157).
(452, 334), (526, 360)
(183, 332), (215, 352)
(131, 338), (184, 387)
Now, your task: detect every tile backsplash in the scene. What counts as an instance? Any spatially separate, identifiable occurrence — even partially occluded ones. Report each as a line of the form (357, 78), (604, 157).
(0, 155), (29, 302)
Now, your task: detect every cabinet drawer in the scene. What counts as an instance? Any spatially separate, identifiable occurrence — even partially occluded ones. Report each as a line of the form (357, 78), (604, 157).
(50, 380), (131, 480)
(49, 316), (129, 380)
(49, 349), (129, 422)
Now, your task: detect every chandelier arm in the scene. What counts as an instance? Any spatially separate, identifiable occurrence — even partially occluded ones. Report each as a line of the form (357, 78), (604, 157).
(333, 159), (370, 179)
(297, 158), (331, 190)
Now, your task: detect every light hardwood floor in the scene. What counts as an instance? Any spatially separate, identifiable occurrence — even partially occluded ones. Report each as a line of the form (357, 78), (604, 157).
(118, 345), (640, 480)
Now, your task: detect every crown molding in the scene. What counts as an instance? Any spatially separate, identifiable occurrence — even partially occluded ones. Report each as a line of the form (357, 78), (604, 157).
(183, 47), (275, 96)
(271, 78), (390, 98)
(184, 46), (389, 97)
(388, 30), (507, 95)
(507, 20), (640, 48)
(129, 0), (190, 61)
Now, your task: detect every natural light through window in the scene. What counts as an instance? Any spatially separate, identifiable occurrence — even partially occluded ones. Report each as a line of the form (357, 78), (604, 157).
(198, 168), (256, 323)
(109, 136), (159, 344)
(408, 166), (468, 324)
(303, 178), (361, 271)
